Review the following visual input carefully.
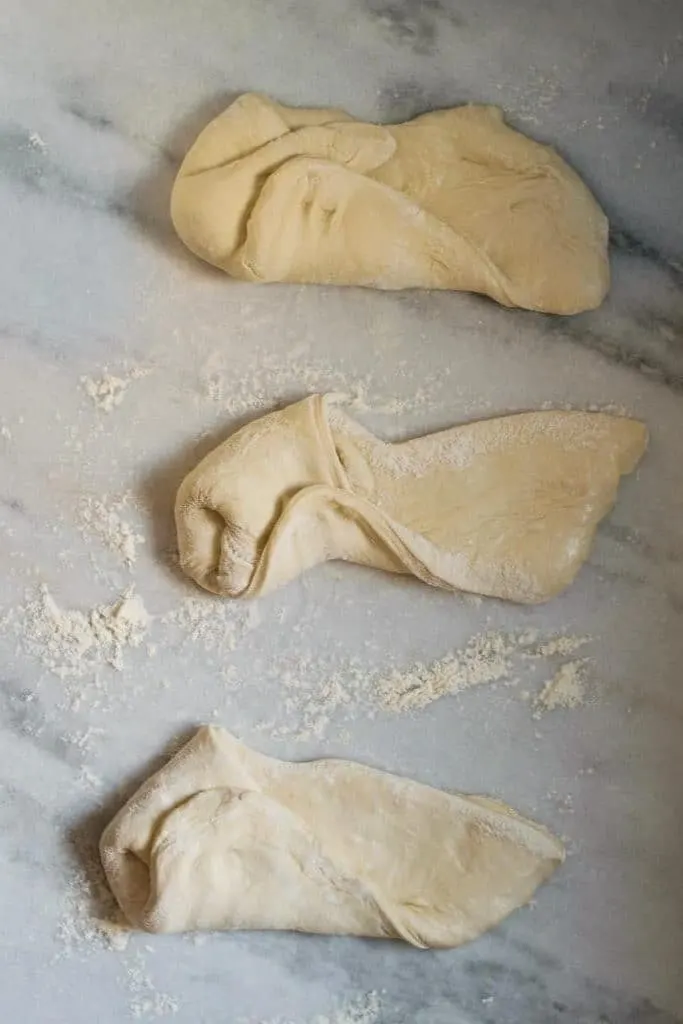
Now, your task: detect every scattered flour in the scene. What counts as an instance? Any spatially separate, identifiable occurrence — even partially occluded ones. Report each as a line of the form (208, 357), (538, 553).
(56, 832), (179, 1019)
(8, 584), (150, 680)
(1, 423), (11, 440)
(522, 634), (590, 659)
(78, 494), (145, 567)
(497, 64), (561, 126)
(56, 866), (130, 958)
(81, 373), (129, 412)
(161, 595), (255, 657)
(65, 725), (106, 755)
(533, 660), (589, 717)
(55, 830), (130, 961)
(28, 130), (47, 150)
(259, 656), (370, 743)
(377, 630), (592, 714)
(251, 629), (593, 741)
(197, 347), (449, 420)
(81, 366), (149, 412)
(377, 631), (518, 712)
(126, 952), (179, 1019)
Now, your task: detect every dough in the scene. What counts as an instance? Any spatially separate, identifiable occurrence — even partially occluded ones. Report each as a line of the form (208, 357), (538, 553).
(175, 395), (647, 602)
(100, 726), (564, 945)
(171, 92), (609, 314)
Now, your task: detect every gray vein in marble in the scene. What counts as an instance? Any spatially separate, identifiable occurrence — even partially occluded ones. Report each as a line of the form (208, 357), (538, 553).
(207, 927), (682, 1024)
(360, 0), (465, 56)
(63, 101), (117, 134)
(610, 228), (683, 281)
(375, 78), (476, 122)
(0, 119), (172, 241)
(541, 313), (683, 395)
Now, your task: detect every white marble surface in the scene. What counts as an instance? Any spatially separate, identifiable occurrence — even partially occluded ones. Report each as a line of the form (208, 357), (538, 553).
(1, 1), (682, 1021)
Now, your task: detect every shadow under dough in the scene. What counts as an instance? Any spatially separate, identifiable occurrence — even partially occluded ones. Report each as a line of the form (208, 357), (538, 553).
(63, 726), (200, 926)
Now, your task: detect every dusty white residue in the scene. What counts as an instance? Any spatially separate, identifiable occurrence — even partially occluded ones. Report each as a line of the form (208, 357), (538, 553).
(161, 595), (257, 657)
(261, 656), (370, 743)
(78, 494), (145, 567)
(533, 660), (589, 717)
(55, 832), (180, 1019)
(377, 631), (516, 712)
(27, 130), (47, 150)
(65, 725), (106, 755)
(8, 584), (150, 680)
(80, 366), (150, 412)
(377, 630), (591, 714)
(196, 347), (449, 420)
(126, 951), (179, 1019)
(55, 832), (131, 960)
(497, 64), (561, 126)
(250, 629), (593, 742)
(81, 373), (129, 412)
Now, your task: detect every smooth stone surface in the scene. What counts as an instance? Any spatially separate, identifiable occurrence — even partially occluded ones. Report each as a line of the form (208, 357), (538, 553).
(0, 1), (682, 1022)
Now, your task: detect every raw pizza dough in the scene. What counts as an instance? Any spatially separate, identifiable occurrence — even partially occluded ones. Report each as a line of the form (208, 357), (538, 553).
(171, 92), (609, 314)
(175, 395), (647, 602)
(100, 726), (564, 945)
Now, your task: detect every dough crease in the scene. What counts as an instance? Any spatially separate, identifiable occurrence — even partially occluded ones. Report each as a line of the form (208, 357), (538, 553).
(100, 726), (564, 946)
(175, 395), (647, 603)
(171, 92), (610, 314)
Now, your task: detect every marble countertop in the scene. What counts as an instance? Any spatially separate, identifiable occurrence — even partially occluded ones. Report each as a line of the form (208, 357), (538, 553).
(1, 1), (682, 1021)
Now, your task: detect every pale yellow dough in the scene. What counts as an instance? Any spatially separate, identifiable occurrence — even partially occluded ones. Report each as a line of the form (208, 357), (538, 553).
(175, 395), (647, 602)
(100, 726), (564, 946)
(171, 92), (610, 314)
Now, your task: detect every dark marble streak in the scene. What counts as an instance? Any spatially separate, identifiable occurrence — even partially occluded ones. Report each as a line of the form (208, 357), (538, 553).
(584, 552), (683, 617)
(0, 495), (27, 516)
(0, 122), (166, 233)
(541, 314), (683, 395)
(601, 521), (683, 569)
(0, 322), (78, 362)
(64, 100), (116, 133)
(0, 122), (121, 213)
(218, 925), (682, 1023)
(376, 78), (475, 122)
(610, 228), (683, 280)
(359, 0), (465, 56)
(62, 94), (178, 165)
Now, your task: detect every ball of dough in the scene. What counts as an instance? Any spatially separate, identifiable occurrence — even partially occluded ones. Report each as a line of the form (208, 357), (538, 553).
(174, 395), (647, 602)
(101, 726), (564, 946)
(171, 93), (610, 314)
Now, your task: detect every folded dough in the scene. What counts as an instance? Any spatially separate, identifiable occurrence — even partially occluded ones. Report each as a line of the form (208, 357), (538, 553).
(175, 395), (647, 603)
(100, 726), (564, 946)
(171, 92), (609, 314)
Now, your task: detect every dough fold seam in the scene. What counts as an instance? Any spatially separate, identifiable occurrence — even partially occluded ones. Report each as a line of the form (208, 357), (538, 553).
(171, 93), (610, 313)
(175, 394), (648, 603)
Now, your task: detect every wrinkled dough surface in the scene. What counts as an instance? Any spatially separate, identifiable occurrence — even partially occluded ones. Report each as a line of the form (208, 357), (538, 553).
(171, 93), (610, 314)
(100, 726), (564, 946)
(174, 395), (647, 603)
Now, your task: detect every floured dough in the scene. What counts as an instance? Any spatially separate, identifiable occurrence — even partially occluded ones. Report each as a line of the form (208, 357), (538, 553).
(175, 395), (647, 602)
(171, 92), (610, 314)
(100, 726), (564, 946)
